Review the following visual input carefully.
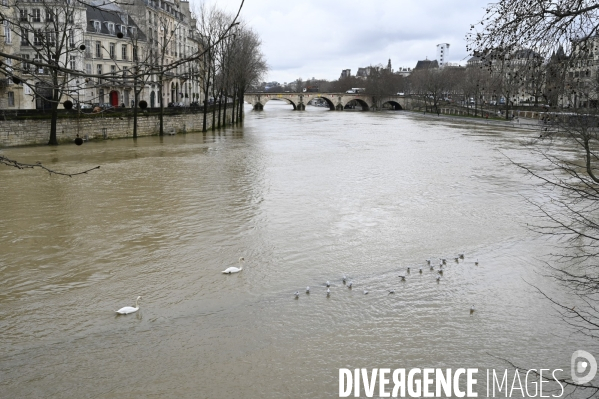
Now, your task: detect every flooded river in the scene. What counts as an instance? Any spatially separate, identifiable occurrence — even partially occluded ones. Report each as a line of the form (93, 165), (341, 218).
(0, 103), (595, 398)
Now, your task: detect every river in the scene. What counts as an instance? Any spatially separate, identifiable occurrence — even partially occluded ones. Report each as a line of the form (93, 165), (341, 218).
(0, 102), (595, 398)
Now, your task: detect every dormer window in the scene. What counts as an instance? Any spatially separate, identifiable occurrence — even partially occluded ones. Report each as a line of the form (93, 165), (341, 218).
(120, 25), (127, 37)
(108, 23), (115, 35)
(93, 21), (101, 33)
(130, 27), (137, 37)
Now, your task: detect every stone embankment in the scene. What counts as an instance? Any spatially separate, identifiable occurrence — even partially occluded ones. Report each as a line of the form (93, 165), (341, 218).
(437, 108), (544, 119)
(0, 111), (233, 147)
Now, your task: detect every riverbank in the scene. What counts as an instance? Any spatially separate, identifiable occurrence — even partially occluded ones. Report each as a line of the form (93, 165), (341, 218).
(0, 110), (234, 147)
(406, 109), (542, 132)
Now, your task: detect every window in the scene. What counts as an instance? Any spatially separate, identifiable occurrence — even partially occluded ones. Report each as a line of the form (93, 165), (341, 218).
(20, 54), (30, 71)
(108, 23), (115, 35)
(133, 46), (138, 61)
(97, 64), (102, 83)
(4, 21), (11, 44)
(84, 39), (91, 58)
(46, 9), (54, 22)
(86, 63), (91, 75)
(130, 27), (137, 37)
(69, 55), (76, 70)
(32, 9), (41, 22)
(121, 44), (127, 60)
(93, 21), (101, 33)
(68, 29), (75, 48)
(8, 92), (14, 107)
(120, 25), (127, 37)
(99, 88), (104, 104)
(110, 65), (116, 76)
(109, 43), (115, 59)
(95, 41), (101, 58)
(20, 28), (28, 45)
(46, 31), (55, 46)
(33, 29), (42, 45)
(34, 54), (44, 74)
(67, 11), (74, 24)
(20, 9), (28, 22)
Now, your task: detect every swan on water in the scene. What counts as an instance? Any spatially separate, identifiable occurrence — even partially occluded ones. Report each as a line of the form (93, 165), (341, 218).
(306, 286), (310, 294)
(222, 257), (245, 274)
(327, 288), (331, 297)
(116, 296), (142, 315)
(363, 290), (369, 295)
(470, 305), (475, 314)
(388, 289), (395, 295)
(343, 275), (347, 284)
(294, 291), (300, 298)
(326, 281), (331, 287)
(348, 281), (353, 289)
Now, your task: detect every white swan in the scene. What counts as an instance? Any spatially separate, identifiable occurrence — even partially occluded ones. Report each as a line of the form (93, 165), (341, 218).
(326, 281), (331, 287)
(116, 296), (142, 315)
(363, 290), (369, 295)
(342, 275), (347, 284)
(327, 288), (331, 296)
(222, 257), (245, 274)
(388, 289), (395, 295)
(294, 291), (300, 298)
(306, 286), (310, 294)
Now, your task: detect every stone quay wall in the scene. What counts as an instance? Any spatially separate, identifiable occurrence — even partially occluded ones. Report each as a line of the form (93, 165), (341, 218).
(0, 111), (234, 147)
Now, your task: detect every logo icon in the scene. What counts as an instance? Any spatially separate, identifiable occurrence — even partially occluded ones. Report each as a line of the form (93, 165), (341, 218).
(572, 350), (597, 384)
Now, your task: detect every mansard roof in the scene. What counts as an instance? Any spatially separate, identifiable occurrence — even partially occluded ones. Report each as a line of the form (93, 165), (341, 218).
(86, 2), (146, 40)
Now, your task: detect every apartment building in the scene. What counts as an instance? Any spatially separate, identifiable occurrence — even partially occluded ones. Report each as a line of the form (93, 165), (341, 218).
(0, 0), (203, 110)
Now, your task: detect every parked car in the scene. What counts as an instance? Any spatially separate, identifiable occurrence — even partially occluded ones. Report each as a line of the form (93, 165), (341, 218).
(75, 102), (93, 109)
(396, 92), (405, 96)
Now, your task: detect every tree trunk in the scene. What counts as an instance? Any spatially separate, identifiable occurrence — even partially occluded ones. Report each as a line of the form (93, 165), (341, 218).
(48, 86), (60, 145)
(133, 85), (139, 139)
(159, 75), (165, 136)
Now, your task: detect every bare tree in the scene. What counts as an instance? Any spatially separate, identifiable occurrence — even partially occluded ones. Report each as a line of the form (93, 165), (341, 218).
(471, 2), (599, 394)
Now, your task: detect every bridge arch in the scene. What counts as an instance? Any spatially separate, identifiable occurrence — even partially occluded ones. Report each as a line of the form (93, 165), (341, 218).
(342, 98), (370, 111)
(382, 100), (403, 110)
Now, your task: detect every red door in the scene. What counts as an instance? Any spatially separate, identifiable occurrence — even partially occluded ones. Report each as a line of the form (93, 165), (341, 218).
(110, 91), (119, 106)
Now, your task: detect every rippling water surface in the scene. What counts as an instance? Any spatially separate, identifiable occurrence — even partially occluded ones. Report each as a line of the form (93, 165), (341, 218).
(0, 103), (594, 398)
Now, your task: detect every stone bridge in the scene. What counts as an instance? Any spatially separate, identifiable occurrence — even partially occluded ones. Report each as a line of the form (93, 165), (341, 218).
(244, 92), (410, 111)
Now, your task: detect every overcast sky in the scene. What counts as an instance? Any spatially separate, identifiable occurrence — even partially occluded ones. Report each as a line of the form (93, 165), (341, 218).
(193, 0), (491, 84)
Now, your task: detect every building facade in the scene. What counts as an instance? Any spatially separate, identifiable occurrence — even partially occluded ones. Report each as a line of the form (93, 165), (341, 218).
(0, 0), (204, 110)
